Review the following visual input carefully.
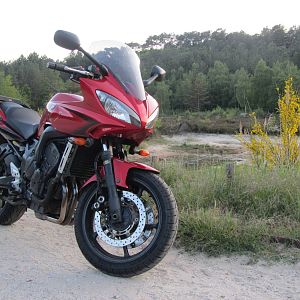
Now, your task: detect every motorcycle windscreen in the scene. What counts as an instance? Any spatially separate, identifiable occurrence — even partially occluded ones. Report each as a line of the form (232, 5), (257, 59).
(90, 41), (146, 101)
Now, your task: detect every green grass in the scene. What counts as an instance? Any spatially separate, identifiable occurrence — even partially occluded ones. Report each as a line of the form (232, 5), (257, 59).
(158, 161), (300, 260)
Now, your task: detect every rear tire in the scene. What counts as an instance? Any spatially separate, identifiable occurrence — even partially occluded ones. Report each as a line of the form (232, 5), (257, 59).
(0, 203), (26, 226)
(75, 170), (178, 277)
(0, 143), (26, 225)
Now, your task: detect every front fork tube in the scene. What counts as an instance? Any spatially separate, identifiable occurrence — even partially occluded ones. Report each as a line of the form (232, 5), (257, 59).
(101, 144), (122, 223)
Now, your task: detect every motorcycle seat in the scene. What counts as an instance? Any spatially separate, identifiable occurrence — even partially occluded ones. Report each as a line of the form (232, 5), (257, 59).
(0, 102), (41, 140)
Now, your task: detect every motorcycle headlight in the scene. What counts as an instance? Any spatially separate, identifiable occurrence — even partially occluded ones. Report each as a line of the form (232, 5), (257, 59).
(96, 90), (141, 127)
(146, 108), (159, 129)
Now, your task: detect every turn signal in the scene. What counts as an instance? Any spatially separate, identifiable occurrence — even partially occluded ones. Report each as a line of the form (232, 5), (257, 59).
(70, 137), (87, 146)
(138, 149), (150, 157)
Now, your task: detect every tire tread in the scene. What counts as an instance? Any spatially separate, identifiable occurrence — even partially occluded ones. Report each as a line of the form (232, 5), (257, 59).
(0, 203), (26, 225)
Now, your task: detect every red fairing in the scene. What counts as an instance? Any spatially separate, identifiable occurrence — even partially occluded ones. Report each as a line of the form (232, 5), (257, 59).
(38, 72), (158, 145)
(38, 93), (98, 137)
(82, 158), (159, 189)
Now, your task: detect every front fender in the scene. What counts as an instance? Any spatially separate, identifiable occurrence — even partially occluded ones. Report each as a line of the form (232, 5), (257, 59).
(81, 158), (159, 189)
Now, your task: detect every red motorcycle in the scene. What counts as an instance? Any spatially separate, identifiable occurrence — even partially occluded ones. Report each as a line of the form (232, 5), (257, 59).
(0, 30), (178, 277)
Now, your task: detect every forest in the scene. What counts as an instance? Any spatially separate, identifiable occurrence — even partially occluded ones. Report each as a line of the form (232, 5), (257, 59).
(0, 24), (300, 113)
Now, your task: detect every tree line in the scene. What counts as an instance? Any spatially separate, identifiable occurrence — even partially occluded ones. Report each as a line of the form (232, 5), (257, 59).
(0, 25), (300, 113)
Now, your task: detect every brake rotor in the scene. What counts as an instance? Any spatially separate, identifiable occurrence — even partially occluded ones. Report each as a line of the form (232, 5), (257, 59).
(131, 204), (155, 247)
(93, 191), (147, 247)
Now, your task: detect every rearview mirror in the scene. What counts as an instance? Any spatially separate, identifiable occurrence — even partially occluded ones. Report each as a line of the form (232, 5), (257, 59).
(143, 65), (166, 87)
(54, 30), (81, 51)
(150, 65), (166, 81)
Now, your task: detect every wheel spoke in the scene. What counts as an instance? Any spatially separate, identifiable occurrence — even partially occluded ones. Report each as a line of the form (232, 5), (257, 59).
(145, 223), (158, 230)
(123, 246), (130, 257)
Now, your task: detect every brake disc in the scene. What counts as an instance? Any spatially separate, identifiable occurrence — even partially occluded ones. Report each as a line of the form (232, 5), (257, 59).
(93, 191), (147, 247)
(132, 205), (155, 247)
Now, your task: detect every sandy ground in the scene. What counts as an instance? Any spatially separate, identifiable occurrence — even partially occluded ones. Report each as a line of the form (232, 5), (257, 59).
(146, 133), (248, 163)
(1, 134), (299, 299)
(0, 212), (299, 300)
(163, 133), (243, 148)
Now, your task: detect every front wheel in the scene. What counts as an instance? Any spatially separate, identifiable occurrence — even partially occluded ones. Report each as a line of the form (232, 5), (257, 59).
(74, 170), (178, 277)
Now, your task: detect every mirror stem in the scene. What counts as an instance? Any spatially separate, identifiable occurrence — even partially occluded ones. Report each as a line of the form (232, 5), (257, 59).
(143, 74), (158, 87)
(78, 47), (108, 77)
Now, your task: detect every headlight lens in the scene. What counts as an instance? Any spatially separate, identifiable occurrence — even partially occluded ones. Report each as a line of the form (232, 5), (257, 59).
(96, 90), (141, 127)
(146, 108), (159, 129)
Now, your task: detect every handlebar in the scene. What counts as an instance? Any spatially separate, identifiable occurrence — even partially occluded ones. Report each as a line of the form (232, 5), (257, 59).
(47, 62), (69, 72)
(47, 62), (94, 78)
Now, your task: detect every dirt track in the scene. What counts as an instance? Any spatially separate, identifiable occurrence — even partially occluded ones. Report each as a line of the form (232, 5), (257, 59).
(1, 212), (299, 300)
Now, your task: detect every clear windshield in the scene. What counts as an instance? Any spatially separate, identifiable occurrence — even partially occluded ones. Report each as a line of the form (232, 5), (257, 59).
(90, 41), (145, 100)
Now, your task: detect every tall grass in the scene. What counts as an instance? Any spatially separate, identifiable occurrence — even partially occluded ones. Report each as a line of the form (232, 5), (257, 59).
(158, 161), (300, 259)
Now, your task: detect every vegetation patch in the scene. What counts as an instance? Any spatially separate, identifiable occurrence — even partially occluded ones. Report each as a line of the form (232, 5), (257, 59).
(153, 78), (300, 261)
(158, 161), (300, 260)
(158, 109), (252, 135)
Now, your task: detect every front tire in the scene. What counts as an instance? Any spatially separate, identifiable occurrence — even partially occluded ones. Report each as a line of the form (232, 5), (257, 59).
(74, 170), (178, 277)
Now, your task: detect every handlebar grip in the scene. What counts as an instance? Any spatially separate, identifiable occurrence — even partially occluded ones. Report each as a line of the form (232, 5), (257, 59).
(47, 62), (67, 72)
(46, 62), (93, 78)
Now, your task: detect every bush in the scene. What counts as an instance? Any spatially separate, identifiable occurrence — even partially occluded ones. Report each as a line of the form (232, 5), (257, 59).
(239, 78), (300, 167)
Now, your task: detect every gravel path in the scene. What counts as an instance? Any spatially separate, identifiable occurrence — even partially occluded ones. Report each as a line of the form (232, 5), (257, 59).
(1, 212), (299, 300)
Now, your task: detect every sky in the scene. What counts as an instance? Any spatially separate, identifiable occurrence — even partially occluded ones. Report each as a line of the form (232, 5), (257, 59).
(1, 0), (299, 61)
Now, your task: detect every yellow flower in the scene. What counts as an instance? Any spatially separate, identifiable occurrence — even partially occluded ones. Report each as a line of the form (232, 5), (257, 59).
(239, 78), (300, 167)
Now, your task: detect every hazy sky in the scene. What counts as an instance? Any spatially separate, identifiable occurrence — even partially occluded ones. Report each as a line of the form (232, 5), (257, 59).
(1, 0), (299, 61)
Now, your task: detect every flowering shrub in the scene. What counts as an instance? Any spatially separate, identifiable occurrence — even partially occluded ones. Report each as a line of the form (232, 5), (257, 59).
(239, 78), (300, 167)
